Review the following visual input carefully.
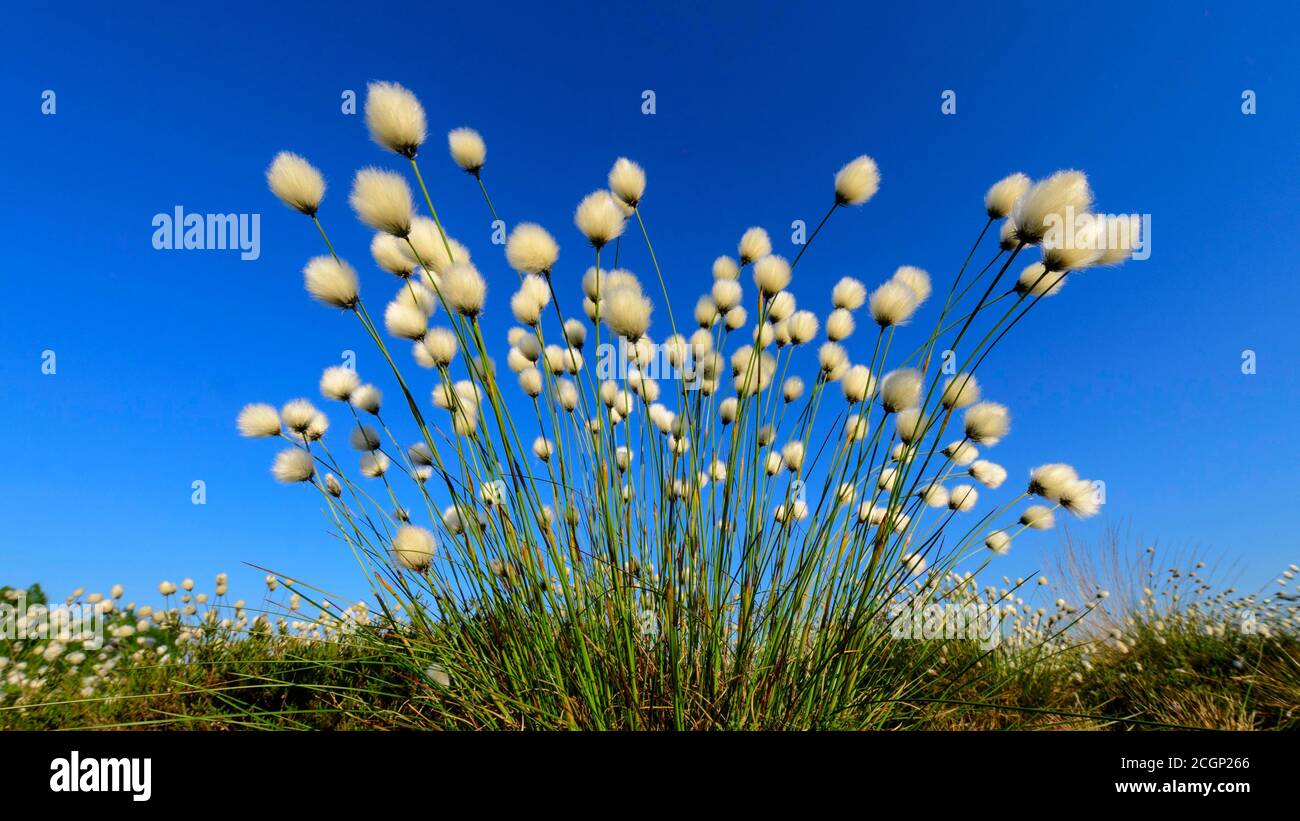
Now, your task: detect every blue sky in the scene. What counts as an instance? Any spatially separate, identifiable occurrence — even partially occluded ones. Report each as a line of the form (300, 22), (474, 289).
(2, 1), (1297, 607)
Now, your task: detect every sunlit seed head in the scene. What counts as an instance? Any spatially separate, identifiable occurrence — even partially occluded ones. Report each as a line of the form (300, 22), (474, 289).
(608, 157), (647, 207)
(738, 227), (772, 265)
(510, 287), (545, 326)
(845, 414), (869, 442)
(1058, 478), (1101, 518)
(351, 384), (382, 415)
(985, 172), (1030, 219)
(944, 440), (979, 467)
(447, 127), (486, 173)
(604, 286), (652, 341)
(713, 255), (740, 281)
(1020, 504), (1056, 530)
(941, 373), (981, 409)
(419, 328), (458, 368)
(718, 397), (738, 425)
(365, 81), (427, 158)
(919, 483), (949, 508)
(518, 367), (543, 397)
(391, 525), (436, 571)
(963, 401), (1010, 444)
(349, 425), (381, 452)
(575, 190), (626, 248)
(266, 151), (325, 216)
(841, 365), (875, 403)
(757, 425), (775, 447)
(781, 441), (805, 472)
(1013, 170), (1093, 245)
(833, 155), (880, 206)
(830, 277), (867, 311)
(237, 403), (281, 438)
(371, 232), (415, 278)
(359, 451), (390, 478)
(949, 484), (979, 512)
(280, 399), (319, 433)
(901, 553), (928, 576)
(440, 262), (487, 316)
(786, 310), (819, 345)
(985, 530), (1012, 555)
(818, 342), (849, 380)
(532, 436), (554, 461)
(891, 266), (932, 304)
(999, 218), (1019, 251)
(406, 218), (469, 275)
(880, 368), (922, 413)
(895, 408), (929, 444)
(1014, 262), (1068, 297)
(505, 222), (560, 274)
(724, 306), (747, 330)
(969, 459), (1007, 489)
(711, 279), (742, 311)
(782, 376), (805, 403)
(1094, 213), (1143, 266)
(349, 168), (414, 238)
(753, 255), (791, 296)
(384, 300), (428, 340)
(303, 256), (359, 309)
(825, 308), (855, 341)
(869, 281), (918, 327)
(753, 321), (775, 348)
(1027, 463), (1078, 500)
(272, 448), (315, 484)
(320, 366), (360, 402)
(1042, 213), (1103, 272)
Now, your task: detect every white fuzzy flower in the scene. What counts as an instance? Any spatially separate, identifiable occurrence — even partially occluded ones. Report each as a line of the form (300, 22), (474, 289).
(532, 436), (554, 461)
(753, 255), (791, 296)
(360, 452), (390, 477)
(841, 365), (875, 403)
(880, 368), (923, 413)
(320, 366), (360, 401)
(351, 384), (382, 415)
(349, 168), (414, 237)
(818, 342), (849, 380)
(391, 525), (436, 571)
(385, 300), (428, 340)
(944, 440), (979, 466)
(787, 311), (819, 344)
(518, 367), (543, 397)
(280, 399), (319, 433)
(718, 397), (738, 425)
(845, 414), (869, 442)
(985, 531), (1012, 555)
(895, 408), (929, 444)
(724, 306), (747, 330)
(969, 459), (1007, 489)
(1020, 505), (1056, 530)
(781, 441), (805, 472)
(1042, 212), (1103, 272)
(266, 151), (325, 215)
(963, 402), (1010, 444)
(440, 262), (487, 316)
(505, 223), (559, 274)
(712, 279), (742, 311)
(407, 218), (469, 275)
(869, 281), (917, 326)
(713, 255), (740, 280)
(1058, 479), (1101, 518)
(738, 227), (772, 265)
(1014, 262), (1067, 297)
(1094, 213), (1143, 266)
(949, 484), (979, 512)
(604, 286), (652, 341)
(237, 403), (281, 438)
(1028, 463), (1078, 500)
(303, 256), (359, 309)
(834, 155), (880, 206)
(891, 266), (932, 303)
(420, 328), (458, 368)
(941, 373), (980, 409)
(825, 308), (855, 341)
(985, 172), (1030, 219)
(365, 81), (426, 157)
(919, 483), (949, 508)
(575, 191), (625, 248)
(372, 233), (416, 277)
(1013, 170), (1093, 245)
(447, 127), (486, 173)
(272, 448), (315, 483)
(831, 277), (866, 310)
(608, 157), (647, 207)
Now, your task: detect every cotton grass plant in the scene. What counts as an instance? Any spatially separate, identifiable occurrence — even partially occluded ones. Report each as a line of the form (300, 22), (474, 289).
(244, 80), (1147, 729)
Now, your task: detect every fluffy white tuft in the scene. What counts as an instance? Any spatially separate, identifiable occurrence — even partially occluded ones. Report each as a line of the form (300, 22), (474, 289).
(384, 300), (428, 340)
(869, 281), (918, 327)
(271, 448), (315, 484)
(969, 459), (1007, 489)
(391, 525), (436, 571)
(963, 401), (1010, 444)
(891, 266), (932, 303)
(753, 255), (791, 296)
(1012, 170), (1093, 245)
(713, 255), (740, 280)
(1028, 463), (1079, 501)
(447, 127), (486, 173)
(349, 168), (414, 237)
(365, 81), (427, 157)
(237, 403), (281, 438)
(351, 384), (382, 415)
(834, 155), (880, 206)
(831, 277), (867, 310)
(303, 256), (359, 309)
(941, 373), (981, 409)
(371, 233), (416, 277)
(738, 227), (772, 265)
(505, 223), (560, 274)
(608, 157), (647, 206)
(880, 368), (923, 413)
(266, 152), (325, 215)
(895, 408), (929, 444)
(984, 172), (1030, 219)
(841, 365), (876, 403)
(574, 191), (626, 248)
(440, 262), (487, 316)
(320, 366), (360, 401)
(1020, 504), (1056, 530)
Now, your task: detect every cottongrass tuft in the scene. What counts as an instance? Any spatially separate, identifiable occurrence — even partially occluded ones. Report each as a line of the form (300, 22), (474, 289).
(237, 403), (281, 438)
(447, 127), (486, 174)
(365, 81), (427, 158)
(349, 168), (415, 237)
(505, 223), (560, 275)
(303, 256), (359, 309)
(271, 448), (315, 484)
(391, 525), (437, 571)
(267, 151), (325, 216)
(834, 155), (881, 205)
(575, 191), (626, 248)
(608, 157), (647, 207)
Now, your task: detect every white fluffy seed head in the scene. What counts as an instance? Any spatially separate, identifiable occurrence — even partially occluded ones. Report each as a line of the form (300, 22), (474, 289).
(320, 366), (360, 401)
(1013, 170), (1093, 245)
(365, 81), (426, 158)
(943, 440), (979, 467)
(845, 414), (869, 442)
(350, 425), (381, 452)
(738, 227), (771, 265)
(767, 291), (796, 322)
(985, 172), (1030, 219)
(303, 256), (359, 309)
(969, 459), (1007, 489)
(781, 441), (805, 472)
(919, 484), (950, 509)
(266, 152), (325, 215)
(949, 484), (979, 512)
(604, 286), (652, 341)
(1059, 479), (1101, 518)
(349, 168), (414, 237)
(713, 255), (740, 281)
(237, 403), (281, 438)
(880, 368), (923, 413)
(1015, 262), (1067, 297)
(518, 367), (543, 397)
(1000, 218), (1019, 251)
(1020, 504), (1056, 530)
(360, 451), (390, 477)
(505, 223), (560, 274)
(985, 531), (1012, 555)
(869, 281), (918, 327)
(372, 233), (416, 277)
(783, 376), (805, 403)
(1027, 463), (1079, 500)
(440, 262), (487, 316)
(724, 306), (747, 330)
(272, 448), (315, 483)
(556, 379), (578, 412)
(391, 525), (436, 571)
(564, 318), (587, 348)
(608, 157), (647, 207)
(575, 190), (626, 248)
(818, 342), (849, 380)
(407, 219), (469, 276)
(895, 408), (929, 444)
(447, 127), (486, 173)
(831, 277), (866, 310)
(1042, 213), (1103, 272)
(891, 266), (932, 303)
(787, 311), (819, 344)
(841, 365), (875, 403)
(963, 402), (1010, 444)
(711, 279), (742, 311)
(532, 436), (554, 461)
(753, 255), (791, 296)
(834, 155), (880, 206)
(941, 373), (981, 409)
(1095, 213), (1143, 266)
(351, 384), (381, 415)
(384, 300), (428, 340)
(718, 397), (738, 424)
(825, 308), (855, 341)
(421, 328), (458, 367)
(280, 399), (318, 433)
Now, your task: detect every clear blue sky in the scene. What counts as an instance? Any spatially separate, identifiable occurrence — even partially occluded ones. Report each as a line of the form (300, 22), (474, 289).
(3, 2), (1297, 607)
